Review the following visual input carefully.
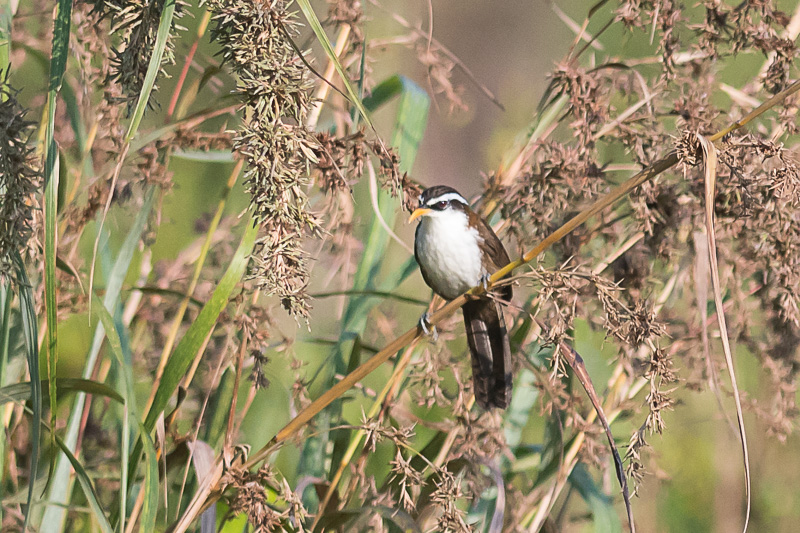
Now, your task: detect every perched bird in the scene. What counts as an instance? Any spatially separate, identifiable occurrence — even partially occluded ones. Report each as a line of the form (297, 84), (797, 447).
(409, 185), (513, 409)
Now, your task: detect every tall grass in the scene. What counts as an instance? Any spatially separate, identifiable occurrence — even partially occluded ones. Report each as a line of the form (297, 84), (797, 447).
(1, 1), (800, 532)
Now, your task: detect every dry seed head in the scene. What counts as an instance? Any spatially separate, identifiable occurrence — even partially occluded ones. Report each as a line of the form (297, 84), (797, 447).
(0, 81), (40, 283)
(96, 0), (187, 113)
(676, 131), (703, 168)
(209, 0), (321, 321)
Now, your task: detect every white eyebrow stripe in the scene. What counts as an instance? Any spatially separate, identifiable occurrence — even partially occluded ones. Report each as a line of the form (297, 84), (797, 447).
(425, 192), (468, 206)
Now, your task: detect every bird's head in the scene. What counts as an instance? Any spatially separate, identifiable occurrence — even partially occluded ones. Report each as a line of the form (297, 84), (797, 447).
(408, 186), (470, 223)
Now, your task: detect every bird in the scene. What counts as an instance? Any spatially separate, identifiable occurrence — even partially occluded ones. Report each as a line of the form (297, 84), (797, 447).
(409, 185), (513, 409)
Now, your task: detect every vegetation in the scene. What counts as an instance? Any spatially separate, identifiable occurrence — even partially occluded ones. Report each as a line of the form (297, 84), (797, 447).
(1, 0), (799, 531)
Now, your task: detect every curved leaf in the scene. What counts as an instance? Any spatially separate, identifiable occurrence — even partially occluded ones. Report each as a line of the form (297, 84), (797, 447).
(0, 378), (123, 407)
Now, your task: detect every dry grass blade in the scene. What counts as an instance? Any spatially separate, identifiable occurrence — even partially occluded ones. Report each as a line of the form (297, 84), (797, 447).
(697, 134), (751, 532)
(368, 160), (413, 254)
(307, 25), (351, 130)
(692, 232), (734, 432)
(552, 4), (605, 51)
(551, 332), (635, 533)
(719, 84), (761, 109)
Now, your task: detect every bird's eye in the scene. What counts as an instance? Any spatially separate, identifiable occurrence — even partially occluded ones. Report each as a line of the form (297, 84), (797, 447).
(435, 201), (448, 209)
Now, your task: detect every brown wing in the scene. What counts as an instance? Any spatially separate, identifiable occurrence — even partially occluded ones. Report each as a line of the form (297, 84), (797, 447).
(469, 210), (513, 302)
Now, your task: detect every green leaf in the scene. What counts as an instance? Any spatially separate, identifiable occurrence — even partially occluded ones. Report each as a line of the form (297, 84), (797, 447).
(201, 369), (235, 446)
(91, 293), (142, 529)
(125, 0), (177, 141)
(42, 187), (156, 532)
(52, 434), (114, 533)
(0, 0), (15, 73)
(145, 219), (257, 430)
(296, 0), (374, 131)
(129, 220), (258, 485)
(504, 368), (539, 449)
(362, 75), (405, 111)
(173, 149), (236, 163)
(138, 422), (159, 533)
(570, 463), (623, 533)
(43, 138), (59, 484)
(47, 0), (71, 93)
(0, 378), (123, 407)
(322, 75), (429, 482)
(133, 285), (204, 307)
(12, 253), (41, 532)
(91, 294), (138, 417)
(43, 0), (72, 494)
(0, 284), (11, 385)
(310, 289), (428, 307)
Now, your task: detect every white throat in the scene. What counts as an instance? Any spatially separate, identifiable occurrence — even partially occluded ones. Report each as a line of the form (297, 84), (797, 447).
(415, 209), (485, 300)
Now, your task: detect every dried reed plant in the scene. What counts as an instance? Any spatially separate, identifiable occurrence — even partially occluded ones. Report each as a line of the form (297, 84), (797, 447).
(1, 1), (799, 532)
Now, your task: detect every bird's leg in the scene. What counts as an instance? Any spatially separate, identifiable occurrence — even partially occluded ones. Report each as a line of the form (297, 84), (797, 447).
(418, 311), (438, 341)
(479, 273), (492, 292)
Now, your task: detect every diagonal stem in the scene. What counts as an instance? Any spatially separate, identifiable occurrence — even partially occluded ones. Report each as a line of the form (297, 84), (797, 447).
(171, 76), (800, 533)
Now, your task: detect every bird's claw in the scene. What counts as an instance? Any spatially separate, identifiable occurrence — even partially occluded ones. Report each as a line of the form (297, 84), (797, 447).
(419, 312), (438, 341)
(479, 274), (491, 292)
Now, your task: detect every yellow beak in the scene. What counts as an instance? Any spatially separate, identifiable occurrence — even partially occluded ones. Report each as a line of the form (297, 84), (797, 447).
(408, 207), (432, 223)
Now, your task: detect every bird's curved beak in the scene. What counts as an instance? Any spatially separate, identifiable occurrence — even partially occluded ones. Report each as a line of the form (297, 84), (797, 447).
(408, 207), (431, 223)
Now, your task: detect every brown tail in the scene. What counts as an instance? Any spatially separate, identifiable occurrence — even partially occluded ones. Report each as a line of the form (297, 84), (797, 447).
(462, 298), (512, 409)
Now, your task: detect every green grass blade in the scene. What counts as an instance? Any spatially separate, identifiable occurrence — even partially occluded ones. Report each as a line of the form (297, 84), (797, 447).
(92, 294), (138, 416)
(0, 284), (10, 388)
(12, 252), (41, 532)
(47, 0), (71, 95)
(349, 75), (428, 305)
(43, 0), (71, 491)
(59, 80), (93, 179)
(0, 378), (124, 407)
(144, 219), (257, 430)
(200, 369), (235, 446)
(41, 187), (156, 531)
(138, 422), (159, 533)
(52, 434), (114, 533)
(311, 289), (428, 307)
(92, 293), (141, 529)
(0, 283), (9, 526)
(505, 314), (542, 449)
(128, 220), (258, 485)
(124, 0), (177, 142)
(299, 80), (422, 470)
(322, 75), (429, 480)
(43, 143), (59, 481)
(296, 0), (374, 131)
(570, 463), (622, 533)
(0, 0), (14, 73)
(361, 75), (407, 112)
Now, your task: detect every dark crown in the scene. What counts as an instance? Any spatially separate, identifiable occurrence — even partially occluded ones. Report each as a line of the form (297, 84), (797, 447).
(419, 185), (468, 208)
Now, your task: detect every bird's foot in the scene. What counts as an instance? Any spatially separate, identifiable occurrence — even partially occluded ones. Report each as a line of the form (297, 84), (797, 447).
(418, 312), (438, 341)
(479, 273), (492, 292)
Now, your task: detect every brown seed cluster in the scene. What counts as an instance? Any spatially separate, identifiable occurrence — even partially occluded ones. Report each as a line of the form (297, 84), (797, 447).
(209, 0), (322, 321)
(0, 81), (40, 283)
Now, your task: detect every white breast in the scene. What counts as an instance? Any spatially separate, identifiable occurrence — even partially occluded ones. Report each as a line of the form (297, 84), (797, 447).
(415, 210), (485, 300)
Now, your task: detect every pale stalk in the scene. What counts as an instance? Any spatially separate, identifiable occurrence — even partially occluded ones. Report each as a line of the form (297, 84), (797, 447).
(307, 25), (352, 131)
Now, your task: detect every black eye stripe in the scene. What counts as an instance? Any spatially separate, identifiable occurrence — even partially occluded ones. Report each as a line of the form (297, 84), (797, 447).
(425, 198), (459, 209)
(420, 191), (468, 209)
